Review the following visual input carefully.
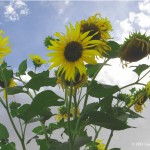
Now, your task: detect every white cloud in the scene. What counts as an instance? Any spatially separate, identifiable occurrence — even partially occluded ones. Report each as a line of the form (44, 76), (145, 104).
(116, 0), (150, 43)
(139, 0), (150, 14)
(4, 0), (29, 21)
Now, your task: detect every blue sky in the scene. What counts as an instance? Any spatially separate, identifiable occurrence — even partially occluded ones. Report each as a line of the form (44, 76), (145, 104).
(1, 1), (150, 150)
(1, 0), (149, 68)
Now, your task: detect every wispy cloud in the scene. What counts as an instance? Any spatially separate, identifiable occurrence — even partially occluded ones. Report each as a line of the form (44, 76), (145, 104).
(4, 0), (29, 21)
(116, 0), (150, 43)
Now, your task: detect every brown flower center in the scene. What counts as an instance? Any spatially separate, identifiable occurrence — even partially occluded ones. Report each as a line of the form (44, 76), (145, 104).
(64, 41), (83, 62)
(81, 23), (101, 40)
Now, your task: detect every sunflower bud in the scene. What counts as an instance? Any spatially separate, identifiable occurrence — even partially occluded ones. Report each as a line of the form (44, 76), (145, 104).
(44, 36), (56, 48)
(120, 32), (150, 62)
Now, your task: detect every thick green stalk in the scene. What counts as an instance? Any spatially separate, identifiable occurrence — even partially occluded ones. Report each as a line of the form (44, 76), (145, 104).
(0, 68), (26, 150)
(67, 81), (74, 150)
(84, 59), (110, 107)
(105, 130), (113, 150)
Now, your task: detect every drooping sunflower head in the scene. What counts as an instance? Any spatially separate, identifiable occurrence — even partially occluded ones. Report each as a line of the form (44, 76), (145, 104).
(0, 78), (17, 100)
(80, 14), (112, 57)
(120, 32), (150, 63)
(146, 81), (150, 97)
(57, 70), (88, 89)
(0, 30), (11, 63)
(80, 13), (112, 41)
(29, 54), (47, 67)
(47, 22), (100, 81)
(134, 88), (148, 113)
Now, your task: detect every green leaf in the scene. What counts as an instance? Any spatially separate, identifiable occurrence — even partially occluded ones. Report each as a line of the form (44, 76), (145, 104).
(88, 111), (131, 130)
(89, 81), (120, 98)
(7, 86), (27, 95)
(17, 60), (27, 76)
(126, 108), (143, 119)
(103, 41), (121, 58)
(81, 103), (99, 116)
(28, 70), (49, 78)
(32, 126), (44, 135)
(133, 64), (149, 76)
(17, 104), (30, 120)
(36, 139), (49, 150)
(22, 90), (64, 122)
(86, 63), (110, 78)
(55, 136), (91, 150)
(0, 68), (13, 84)
(0, 123), (9, 140)
(1, 143), (16, 150)
(25, 77), (56, 91)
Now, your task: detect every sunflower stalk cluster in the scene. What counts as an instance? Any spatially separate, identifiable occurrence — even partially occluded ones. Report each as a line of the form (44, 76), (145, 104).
(0, 13), (150, 150)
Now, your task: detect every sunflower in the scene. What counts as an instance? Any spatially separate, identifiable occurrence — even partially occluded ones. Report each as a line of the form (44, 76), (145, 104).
(0, 30), (11, 62)
(120, 32), (150, 63)
(80, 13), (112, 56)
(55, 105), (80, 122)
(0, 78), (17, 99)
(146, 81), (150, 97)
(47, 22), (100, 81)
(96, 139), (105, 150)
(134, 90), (147, 113)
(29, 54), (47, 67)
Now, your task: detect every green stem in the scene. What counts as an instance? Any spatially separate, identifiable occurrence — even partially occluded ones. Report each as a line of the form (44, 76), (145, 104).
(105, 130), (113, 150)
(73, 91), (78, 119)
(40, 120), (50, 148)
(93, 127), (102, 142)
(84, 59), (109, 107)
(0, 68), (26, 150)
(67, 81), (74, 150)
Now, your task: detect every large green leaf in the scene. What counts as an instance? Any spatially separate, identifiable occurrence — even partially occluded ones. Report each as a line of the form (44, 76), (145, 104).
(1, 143), (16, 150)
(32, 126), (44, 135)
(25, 77), (56, 91)
(7, 86), (27, 95)
(86, 63), (110, 78)
(22, 90), (64, 122)
(133, 64), (149, 76)
(0, 68), (13, 85)
(103, 41), (121, 58)
(0, 123), (9, 140)
(88, 111), (131, 130)
(36, 139), (49, 150)
(28, 70), (49, 78)
(16, 60), (27, 76)
(55, 136), (91, 150)
(81, 103), (99, 116)
(89, 81), (120, 98)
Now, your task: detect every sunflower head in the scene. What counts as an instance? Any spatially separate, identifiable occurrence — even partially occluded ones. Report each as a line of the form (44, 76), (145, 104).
(120, 32), (150, 62)
(44, 36), (56, 48)
(134, 89), (148, 113)
(80, 14), (112, 57)
(47, 22), (100, 81)
(57, 70), (87, 87)
(96, 139), (105, 150)
(55, 105), (80, 122)
(0, 30), (11, 63)
(29, 54), (47, 67)
(146, 81), (150, 97)
(80, 13), (112, 41)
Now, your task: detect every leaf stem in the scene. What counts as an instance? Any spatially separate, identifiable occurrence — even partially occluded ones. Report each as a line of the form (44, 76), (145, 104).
(105, 130), (113, 150)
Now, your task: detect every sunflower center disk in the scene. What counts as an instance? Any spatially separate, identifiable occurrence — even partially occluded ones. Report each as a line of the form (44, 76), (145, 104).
(64, 41), (83, 62)
(82, 23), (101, 40)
